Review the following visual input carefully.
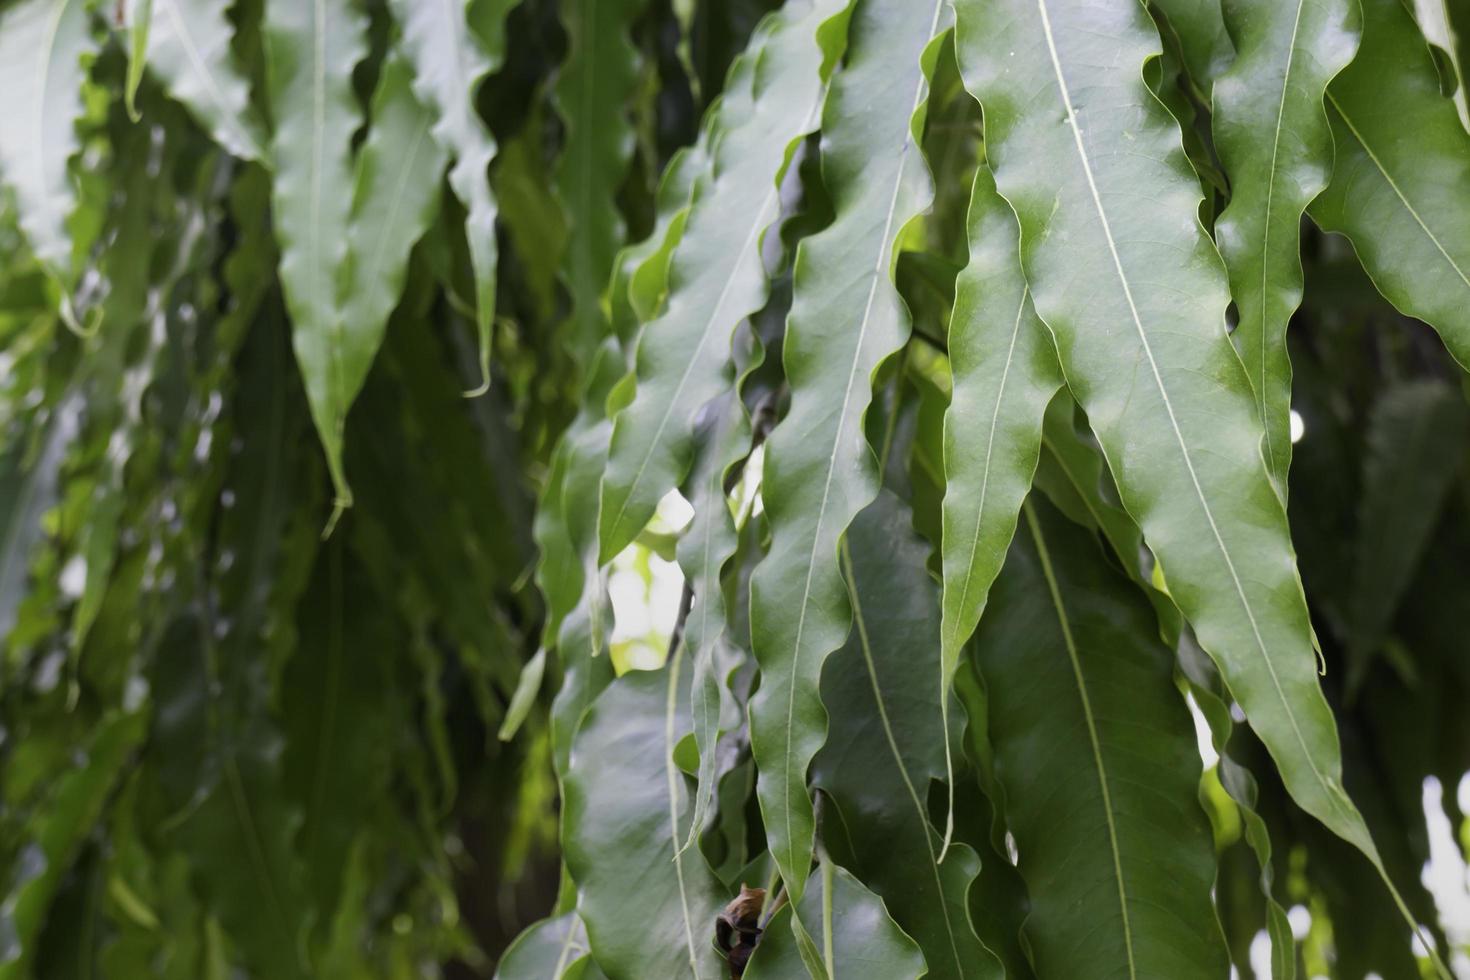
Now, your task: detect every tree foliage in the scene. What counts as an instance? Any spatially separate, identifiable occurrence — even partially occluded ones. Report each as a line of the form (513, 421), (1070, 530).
(1, 0), (1468, 977)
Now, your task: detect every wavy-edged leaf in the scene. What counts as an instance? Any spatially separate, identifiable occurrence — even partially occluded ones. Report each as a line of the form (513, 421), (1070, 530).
(1310, 0), (1470, 371)
(1035, 397), (1293, 977)
(676, 390), (750, 852)
(747, 0), (948, 900)
(743, 864), (926, 980)
(1213, 0), (1360, 487)
(1347, 381), (1469, 679)
(556, 0), (647, 369)
(938, 164), (1062, 820)
(335, 52), (447, 423)
(125, 0), (269, 163)
(0, 0), (93, 275)
(263, 0), (367, 512)
(954, 0), (1395, 886)
(562, 648), (728, 980)
(974, 495), (1229, 978)
(814, 490), (1002, 980)
(388, 0), (510, 393)
(597, 0), (848, 561)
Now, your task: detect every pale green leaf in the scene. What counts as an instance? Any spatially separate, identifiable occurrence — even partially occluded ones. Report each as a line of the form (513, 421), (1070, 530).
(494, 912), (593, 979)
(597, 0), (848, 561)
(337, 53), (448, 425)
(747, 0), (948, 900)
(126, 0), (270, 163)
(263, 0), (368, 512)
(0, 0), (93, 276)
(1310, 0), (1470, 371)
(1213, 0), (1361, 487)
(389, 0), (512, 394)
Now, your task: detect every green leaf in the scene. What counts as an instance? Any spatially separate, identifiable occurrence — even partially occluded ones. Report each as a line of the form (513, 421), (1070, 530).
(0, 0), (93, 277)
(747, 0), (948, 901)
(814, 490), (1003, 980)
(126, 0), (270, 163)
(954, 0), (1394, 890)
(494, 912), (593, 979)
(938, 164), (1062, 831)
(263, 0), (368, 514)
(597, 0), (848, 561)
(675, 390), (750, 852)
(1347, 381), (1469, 679)
(743, 865), (926, 980)
(497, 647), (546, 741)
(562, 649), (728, 980)
(336, 52), (448, 429)
(973, 496), (1229, 977)
(388, 0), (511, 395)
(1152, 0), (1233, 90)
(555, 0), (648, 369)
(0, 395), (77, 644)
(1310, 0), (1470, 372)
(1213, 0), (1361, 487)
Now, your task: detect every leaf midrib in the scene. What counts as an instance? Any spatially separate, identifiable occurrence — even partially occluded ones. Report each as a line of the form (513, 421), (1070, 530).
(1326, 91), (1470, 295)
(1022, 500), (1135, 978)
(1031, 0), (1355, 829)
(779, 0), (944, 875)
(841, 539), (967, 977)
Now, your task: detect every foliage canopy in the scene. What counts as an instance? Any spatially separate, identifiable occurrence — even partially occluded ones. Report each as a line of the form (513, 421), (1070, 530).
(1, 0), (1469, 977)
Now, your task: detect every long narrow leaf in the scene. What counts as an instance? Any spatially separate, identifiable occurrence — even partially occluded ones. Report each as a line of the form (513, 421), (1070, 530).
(388, 0), (511, 393)
(597, 0), (848, 561)
(1213, 0), (1361, 487)
(953, 0), (1400, 898)
(747, 0), (947, 900)
(974, 496), (1229, 977)
(263, 0), (367, 514)
(814, 491), (1003, 980)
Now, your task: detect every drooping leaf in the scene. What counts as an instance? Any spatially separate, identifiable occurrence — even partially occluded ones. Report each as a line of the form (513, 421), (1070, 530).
(743, 864), (926, 980)
(336, 53), (447, 415)
(1213, 0), (1361, 487)
(747, 0), (947, 900)
(938, 164), (1062, 823)
(953, 0), (1395, 890)
(1347, 381), (1469, 680)
(555, 0), (648, 369)
(597, 0), (848, 561)
(1310, 0), (1470, 370)
(262, 0), (368, 513)
(0, 0), (93, 278)
(562, 649), (728, 980)
(973, 495), (1229, 978)
(388, 0), (511, 394)
(125, 0), (269, 163)
(813, 490), (1002, 980)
